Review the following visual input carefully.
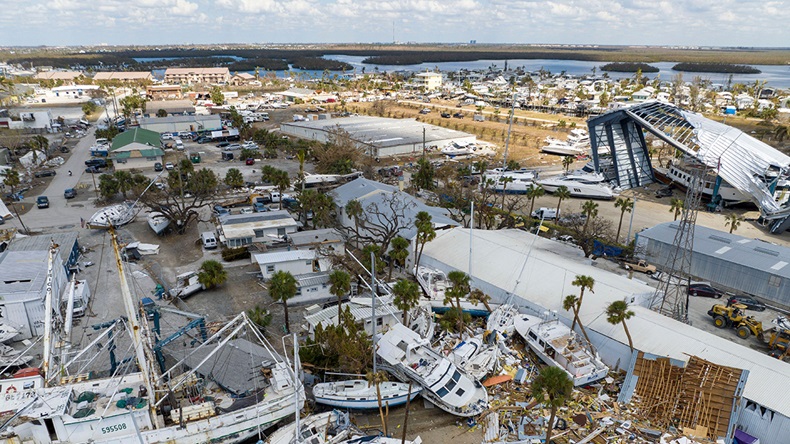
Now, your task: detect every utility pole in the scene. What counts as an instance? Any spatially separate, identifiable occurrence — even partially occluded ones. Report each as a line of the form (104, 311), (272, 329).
(371, 250), (377, 375)
(422, 127), (426, 158)
(626, 197), (638, 243)
(502, 91), (517, 170)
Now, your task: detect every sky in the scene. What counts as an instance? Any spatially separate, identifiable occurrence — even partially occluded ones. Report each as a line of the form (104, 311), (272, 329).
(0, 0), (788, 47)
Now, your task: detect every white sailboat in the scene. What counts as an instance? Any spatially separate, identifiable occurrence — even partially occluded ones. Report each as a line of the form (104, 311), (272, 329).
(486, 304), (519, 336)
(147, 211), (170, 235)
(377, 324), (488, 417)
(0, 235), (304, 444)
(414, 266), (496, 316)
(514, 313), (609, 387)
(313, 380), (421, 410)
(88, 202), (137, 229)
(266, 410), (354, 444)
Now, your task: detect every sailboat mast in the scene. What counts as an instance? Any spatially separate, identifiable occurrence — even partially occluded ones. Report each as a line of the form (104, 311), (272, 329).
(502, 91), (517, 170)
(469, 201), (474, 278)
(371, 251), (377, 375)
(41, 242), (58, 386)
(111, 230), (159, 426)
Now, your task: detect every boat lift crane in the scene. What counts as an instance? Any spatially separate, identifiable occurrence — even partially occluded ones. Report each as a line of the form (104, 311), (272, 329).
(141, 298), (208, 373)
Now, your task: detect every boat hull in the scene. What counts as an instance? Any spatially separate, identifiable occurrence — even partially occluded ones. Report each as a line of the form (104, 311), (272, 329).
(314, 387), (421, 410)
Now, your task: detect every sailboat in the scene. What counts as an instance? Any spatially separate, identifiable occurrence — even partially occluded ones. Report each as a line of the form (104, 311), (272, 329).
(266, 410), (355, 444)
(87, 202), (136, 228)
(147, 211), (170, 235)
(313, 380), (421, 410)
(0, 234), (304, 443)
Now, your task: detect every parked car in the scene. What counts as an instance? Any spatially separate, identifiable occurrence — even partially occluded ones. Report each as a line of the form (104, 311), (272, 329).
(85, 158), (108, 167)
(687, 282), (723, 298)
(419, 108), (431, 114)
(213, 205), (230, 216)
(453, 112), (464, 119)
(64, 188), (77, 199)
(727, 295), (767, 312)
(226, 143), (241, 150)
(154, 162), (163, 172)
(216, 141), (230, 148)
(37, 196), (49, 209)
(165, 162), (175, 171)
(441, 112), (451, 118)
(34, 170), (57, 178)
(245, 158), (255, 166)
(622, 260), (657, 275)
(85, 166), (103, 174)
(655, 187), (674, 198)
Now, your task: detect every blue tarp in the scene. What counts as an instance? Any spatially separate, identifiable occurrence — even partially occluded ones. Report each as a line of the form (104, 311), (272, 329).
(592, 240), (624, 258)
(734, 429), (760, 444)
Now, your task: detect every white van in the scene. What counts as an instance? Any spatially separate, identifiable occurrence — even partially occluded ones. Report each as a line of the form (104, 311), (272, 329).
(201, 231), (217, 249)
(175, 139), (184, 150)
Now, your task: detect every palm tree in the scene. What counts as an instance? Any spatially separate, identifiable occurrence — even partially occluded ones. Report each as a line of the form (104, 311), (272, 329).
(30, 135), (49, 160)
(561, 155), (574, 172)
(606, 300), (636, 352)
(469, 288), (493, 313)
(531, 366), (573, 444)
(499, 176), (514, 208)
(445, 271), (471, 333)
(2, 169), (28, 234)
(366, 370), (389, 435)
(345, 199), (363, 249)
(197, 260), (227, 289)
(571, 275), (594, 331)
(388, 236), (410, 280)
(329, 270), (351, 320)
(273, 170), (290, 210)
(669, 198), (684, 221)
(392, 279), (421, 324)
(527, 184), (545, 218)
(725, 214), (742, 234)
(581, 200), (598, 234)
(554, 185), (571, 220)
(614, 197), (634, 243)
(414, 211), (436, 269)
(269, 270), (298, 333)
(246, 306), (272, 332)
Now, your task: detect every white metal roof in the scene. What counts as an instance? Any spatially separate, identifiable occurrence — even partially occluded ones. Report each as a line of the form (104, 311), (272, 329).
(253, 250), (315, 265)
(422, 227), (790, 416)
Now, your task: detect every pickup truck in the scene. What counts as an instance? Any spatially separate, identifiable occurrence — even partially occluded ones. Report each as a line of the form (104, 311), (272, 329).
(623, 260), (657, 275)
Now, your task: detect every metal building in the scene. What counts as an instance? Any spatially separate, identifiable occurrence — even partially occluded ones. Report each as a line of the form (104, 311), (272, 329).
(420, 227), (790, 444)
(280, 115), (477, 157)
(588, 102), (790, 232)
(636, 221), (790, 308)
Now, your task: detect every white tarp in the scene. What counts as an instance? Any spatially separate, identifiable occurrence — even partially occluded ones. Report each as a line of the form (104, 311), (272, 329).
(0, 199), (12, 220)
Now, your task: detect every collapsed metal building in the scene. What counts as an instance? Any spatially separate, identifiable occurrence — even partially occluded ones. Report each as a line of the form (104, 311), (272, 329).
(588, 102), (790, 232)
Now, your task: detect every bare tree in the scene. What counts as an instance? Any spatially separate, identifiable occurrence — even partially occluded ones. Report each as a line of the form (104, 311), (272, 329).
(352, 192), (417, 252)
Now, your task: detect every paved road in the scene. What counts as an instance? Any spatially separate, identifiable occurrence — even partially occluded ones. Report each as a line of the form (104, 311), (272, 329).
(16, 116), (104, 233)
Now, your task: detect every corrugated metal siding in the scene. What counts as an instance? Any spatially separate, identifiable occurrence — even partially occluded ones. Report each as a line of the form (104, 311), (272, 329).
(736, 399), (790, 444)
(2, 302), (32, 339)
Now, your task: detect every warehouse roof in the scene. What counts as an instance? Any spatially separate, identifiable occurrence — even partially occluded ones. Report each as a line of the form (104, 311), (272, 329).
(8, 232), (78, 254)
(139, 114), (220, 126)
(281, 115), (474, 149)
(93, 72), (152, 81)
(637, 222), (790, 279)
(111, 128), (161, 151)
(422, 227), (790, 417)
(0, 250), (57, 297)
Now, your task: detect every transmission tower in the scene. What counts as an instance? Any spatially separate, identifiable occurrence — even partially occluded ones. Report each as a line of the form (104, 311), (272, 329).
(653, 161), (708, 323)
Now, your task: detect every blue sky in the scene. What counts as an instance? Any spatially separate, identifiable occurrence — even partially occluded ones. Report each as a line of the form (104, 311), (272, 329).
(0, 0), (787, 47)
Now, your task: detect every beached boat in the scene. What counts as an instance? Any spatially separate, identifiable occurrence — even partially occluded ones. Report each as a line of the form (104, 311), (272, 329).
(441, 141), (475, 156)
(514, 313), (609, 386)
(267, 410), (354, 444)
(540, 140), (587, 157)
(87, 202), (136, 229)
(538, 172), (618, 200)
(414, 266), (495, 316)
(147, 211), (170, 235)
(0, 236), (304, 444)
(377, 323), (488, 417)
(0, 323), (20, 343)
(486, 304), (519, 336)
(654, 158), (761, 205)
(313, 379), (421, 410)
(445, 337), (498, 382)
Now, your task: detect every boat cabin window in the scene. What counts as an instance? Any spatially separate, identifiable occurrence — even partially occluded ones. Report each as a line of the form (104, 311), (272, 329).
(456, 388), (465, 397)
(452, 370), (461, 382)
(528, 331), (538, 341)
(445, 378), (458, 392)
(437, 387), (450, 397)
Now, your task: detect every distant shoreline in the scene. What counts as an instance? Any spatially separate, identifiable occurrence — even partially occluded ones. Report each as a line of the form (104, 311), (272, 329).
(2, 45), (789, 70)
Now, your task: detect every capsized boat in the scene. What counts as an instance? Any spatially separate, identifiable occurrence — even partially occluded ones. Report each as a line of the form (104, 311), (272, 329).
(514, 313), (609, 386)
(377, 323), (488, 417)
(87, 202), (136, 229)
(445, 336), (498, 382)
(147, 211), (170, 235)
(313, 380), (421, 409)
(540, 140), (587, 157)
(414, 266), (496, 316)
